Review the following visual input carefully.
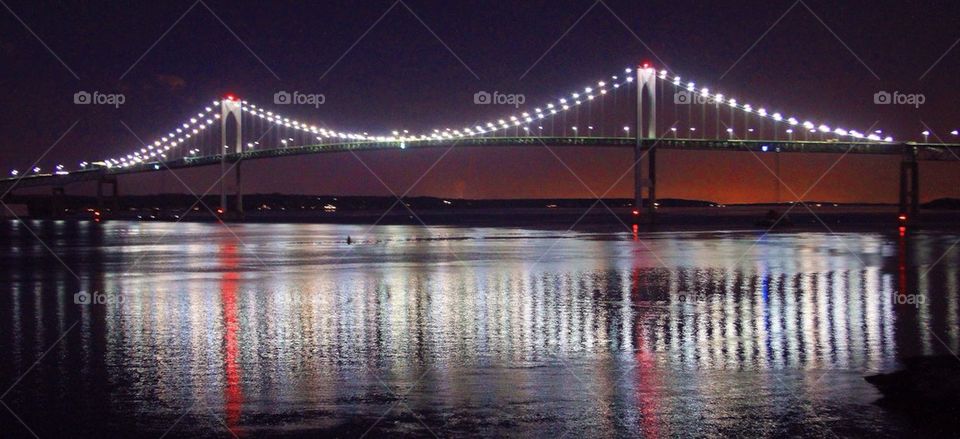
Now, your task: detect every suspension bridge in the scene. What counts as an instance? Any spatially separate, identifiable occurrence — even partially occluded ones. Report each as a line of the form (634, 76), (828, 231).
(3, 64), (958, 220)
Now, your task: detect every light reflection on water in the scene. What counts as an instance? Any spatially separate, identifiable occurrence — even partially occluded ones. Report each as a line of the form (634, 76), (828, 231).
(1, 221), (959, 437)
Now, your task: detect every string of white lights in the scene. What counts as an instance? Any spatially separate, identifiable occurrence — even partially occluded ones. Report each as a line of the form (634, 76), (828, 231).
(651, 67), (893, 142)
(402, 68), (637, 142)
(98, 100), (223, 170)
(239, 104), (397, 143)
(97, 97), (399, 171)
(83, 65), (893, 175)
(403, 65), (892, 144)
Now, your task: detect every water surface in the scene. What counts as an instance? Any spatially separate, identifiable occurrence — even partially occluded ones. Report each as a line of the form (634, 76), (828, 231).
(1, 221), (958, 437)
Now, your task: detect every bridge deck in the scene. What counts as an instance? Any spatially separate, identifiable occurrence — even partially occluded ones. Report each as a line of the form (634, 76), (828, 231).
(3, 137), (959, 191)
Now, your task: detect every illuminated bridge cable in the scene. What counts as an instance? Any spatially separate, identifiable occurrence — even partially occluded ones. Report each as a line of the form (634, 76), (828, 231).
(57, 65), (898, 177)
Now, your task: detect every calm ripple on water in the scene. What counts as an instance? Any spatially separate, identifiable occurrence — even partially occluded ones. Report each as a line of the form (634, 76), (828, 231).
(1, 220), (958, 437)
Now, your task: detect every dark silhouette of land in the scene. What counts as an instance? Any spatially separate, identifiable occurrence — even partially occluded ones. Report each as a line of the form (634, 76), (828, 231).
(4, 193), (960, 229)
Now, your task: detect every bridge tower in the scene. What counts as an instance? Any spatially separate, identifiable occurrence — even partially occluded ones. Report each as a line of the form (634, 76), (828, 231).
(220, 97), (243, 217)
(635, 65), (657, 219)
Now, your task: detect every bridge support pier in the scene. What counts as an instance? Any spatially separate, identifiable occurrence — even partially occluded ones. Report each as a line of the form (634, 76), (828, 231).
(634, 143), (643, 214)
(97, 176), (118, 212)
(51, 187), (65, 218)
(219, 168), (227, 215)
(234, 160), (243, 218)
(647, 145), (657, 217)
(633, 141), (657, 219)
(899, 149), (920, 218)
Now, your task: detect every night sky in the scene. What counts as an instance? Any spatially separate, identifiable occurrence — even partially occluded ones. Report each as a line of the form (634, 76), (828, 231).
(2, 0), (958, 203)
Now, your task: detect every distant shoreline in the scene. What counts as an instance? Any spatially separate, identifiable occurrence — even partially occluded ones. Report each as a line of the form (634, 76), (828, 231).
(4, 203), (960, 231)
(4, 194), (960, 229)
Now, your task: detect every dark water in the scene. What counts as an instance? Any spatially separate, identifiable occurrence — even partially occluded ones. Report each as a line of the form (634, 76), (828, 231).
(1, 220), (958, 437)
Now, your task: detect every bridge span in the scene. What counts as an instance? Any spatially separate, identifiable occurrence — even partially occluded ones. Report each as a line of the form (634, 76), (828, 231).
(4, 136), (955, 218)
(3, 64), (958, 220)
